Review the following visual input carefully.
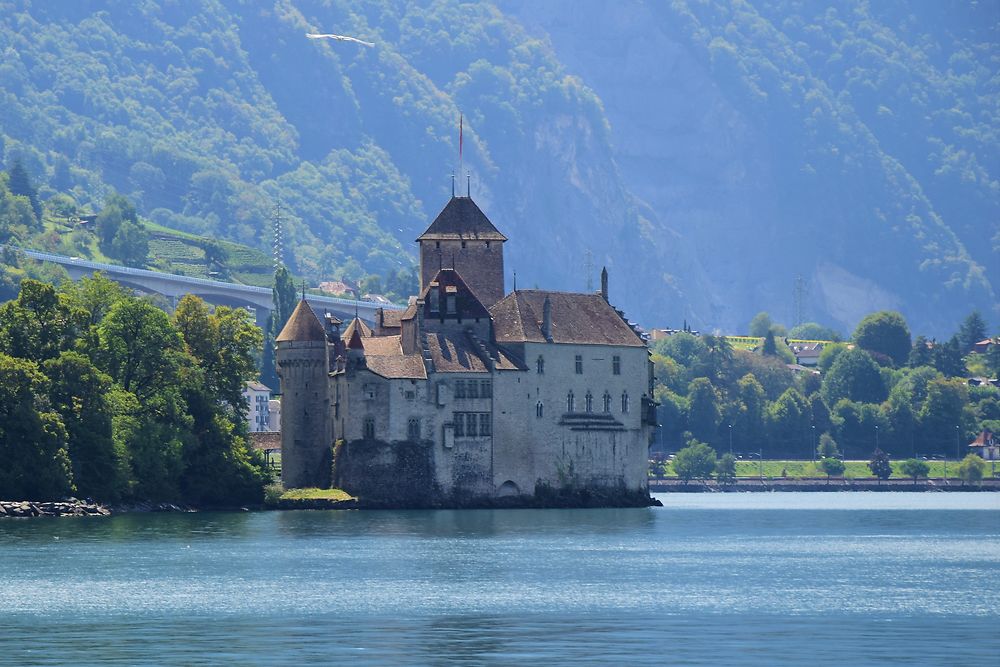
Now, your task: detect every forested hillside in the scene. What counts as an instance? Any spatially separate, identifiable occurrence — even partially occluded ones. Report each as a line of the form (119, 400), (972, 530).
(0, 0), (996, 335)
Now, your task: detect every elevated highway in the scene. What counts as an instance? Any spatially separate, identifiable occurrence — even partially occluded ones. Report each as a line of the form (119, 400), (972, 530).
(3, 246), (400, 325)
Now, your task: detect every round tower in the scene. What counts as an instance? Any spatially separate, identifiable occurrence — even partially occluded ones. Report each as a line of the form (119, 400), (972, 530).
(275, 299), (332, 488)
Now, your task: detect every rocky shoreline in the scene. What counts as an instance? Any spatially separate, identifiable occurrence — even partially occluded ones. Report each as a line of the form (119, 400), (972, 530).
(0, 499), (112, 518)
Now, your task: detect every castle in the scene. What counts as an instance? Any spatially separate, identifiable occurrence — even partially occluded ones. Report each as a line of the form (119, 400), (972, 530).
(276, 195), (656, 506)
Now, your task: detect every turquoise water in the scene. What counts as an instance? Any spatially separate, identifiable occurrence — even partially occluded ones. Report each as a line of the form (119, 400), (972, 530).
(1, 493), (998, 665)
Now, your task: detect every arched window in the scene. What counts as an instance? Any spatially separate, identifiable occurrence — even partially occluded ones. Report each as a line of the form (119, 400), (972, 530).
(603, 391), (612, 413)
(621, 392), (630, 414)
(537, 356), (544, 374)
(585, 391), (593, 413)
(536, 401), (544, 418)
(364, 416), (375, 439)
(567, 391), (575, 413)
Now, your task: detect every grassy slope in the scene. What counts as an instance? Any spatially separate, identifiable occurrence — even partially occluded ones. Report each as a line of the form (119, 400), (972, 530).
(654, 460), (996, 480)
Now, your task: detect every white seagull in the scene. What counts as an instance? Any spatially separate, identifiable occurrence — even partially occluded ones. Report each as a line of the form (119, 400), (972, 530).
(306, 33), (374, 48)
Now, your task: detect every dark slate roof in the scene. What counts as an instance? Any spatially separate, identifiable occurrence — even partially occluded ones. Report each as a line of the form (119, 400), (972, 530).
(416, 196), (507, 242)
(490, 291), (646, 347)
(420, 268), (491, 320)
(276, 300), (326, 342)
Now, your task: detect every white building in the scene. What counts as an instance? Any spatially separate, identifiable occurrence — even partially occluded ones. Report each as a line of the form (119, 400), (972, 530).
(242, 381), (272, 432)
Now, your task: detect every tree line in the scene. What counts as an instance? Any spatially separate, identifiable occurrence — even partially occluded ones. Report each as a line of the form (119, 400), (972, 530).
(653, 310), (999, 460)
(0, 275), (269, 503)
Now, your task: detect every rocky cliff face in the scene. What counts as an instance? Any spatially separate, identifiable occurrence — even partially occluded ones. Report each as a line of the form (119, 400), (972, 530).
(1, 0), (994, 336)
(503, 0), (998, 336)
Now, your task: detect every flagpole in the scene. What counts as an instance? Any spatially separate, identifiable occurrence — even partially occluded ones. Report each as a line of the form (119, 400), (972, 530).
(459, 112), (463, 196)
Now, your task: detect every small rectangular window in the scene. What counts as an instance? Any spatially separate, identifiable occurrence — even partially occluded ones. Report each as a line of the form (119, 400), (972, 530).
(479, 413), (491, 436)
(455, 380), (466, 399)
(575, 355), (583, 374)
(481, 380), (492, 398)
(467, 413), (478, 436)
(468, 380), (479, 399)
(613, 355), (621, 375)
(454, 412), (465, 437)
(364, 417), (375, 439)
(405, 390), (415, 400)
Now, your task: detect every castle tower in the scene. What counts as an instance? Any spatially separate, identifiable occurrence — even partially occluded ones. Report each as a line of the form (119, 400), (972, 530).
(417, 196), (507, 307)
(275, 299), (332, 488)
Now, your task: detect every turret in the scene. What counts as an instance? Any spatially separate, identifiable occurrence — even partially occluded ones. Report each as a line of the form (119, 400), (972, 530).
(417, 196), (507, 307)
(275, 299), (332, 488)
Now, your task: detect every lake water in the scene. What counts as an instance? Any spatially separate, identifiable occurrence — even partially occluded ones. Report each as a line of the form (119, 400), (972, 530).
(1, 493), (998, 666)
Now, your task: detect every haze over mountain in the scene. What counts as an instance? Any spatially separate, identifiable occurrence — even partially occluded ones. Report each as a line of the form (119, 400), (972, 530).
(0, 0), (995, 336)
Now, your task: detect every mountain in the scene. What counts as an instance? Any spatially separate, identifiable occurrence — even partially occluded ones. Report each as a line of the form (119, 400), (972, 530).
(0, 0), (995, 336)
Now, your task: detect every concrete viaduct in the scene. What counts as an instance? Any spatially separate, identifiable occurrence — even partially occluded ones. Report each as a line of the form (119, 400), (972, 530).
(5, 247), (400, 326)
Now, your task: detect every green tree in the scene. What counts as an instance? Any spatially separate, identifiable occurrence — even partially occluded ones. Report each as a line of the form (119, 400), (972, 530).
(715, 452), (737, 486)
(272, 265), (297, 334)
(734, 373), (766, 450)
(957, 311), (987, 353)
(908, 335), (934, 367)
(673, 441), (717, 484)
(932, 336), (966, 377)
(686, 377), (720, 444)
(917, 378), (968, 457)
(818, 342), (849, 373)
(0, 353), (72, 499)
(899, 458), (929, 485)
(956, 454), (986, 486)
(987, 338), (1000, 378)
(817, 433), (840, 458)
(43, 351), (123, 500)
(109, 219), (150, 267)
(749, 311), (773, 337)
(820, 456), (845, 483)
(765, 387), (810, 458)
(7, 158), (41, 222)
(95, 192), (139, 249)
(821, 348), (886, 405)
(788, 322), (841, 341)
(831, 400), (888, 459)
(853, 311), (911, 366)
(174, 296), (263, 418)
(0, 279), (83, 362)
(761, 329), (778, 356)
(868, 448), (892, 483)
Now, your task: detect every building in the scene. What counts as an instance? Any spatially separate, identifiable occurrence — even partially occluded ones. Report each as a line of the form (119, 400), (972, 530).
(968, 430), (999, 461)
(276, 195), (656, 506)
(242, 381), (272, 432)
(267, 398), (282, 432)
(788, 341), (824, 367)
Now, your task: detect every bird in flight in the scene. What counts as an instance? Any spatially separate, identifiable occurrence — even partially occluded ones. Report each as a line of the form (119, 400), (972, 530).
(306, 33), (375, 47)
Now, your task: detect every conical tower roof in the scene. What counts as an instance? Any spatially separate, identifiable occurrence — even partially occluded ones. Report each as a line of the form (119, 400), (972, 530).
(416, 196), (507, 241)
(276, 300), (326, 343)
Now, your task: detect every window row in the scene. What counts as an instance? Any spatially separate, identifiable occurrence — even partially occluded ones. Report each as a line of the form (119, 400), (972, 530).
(535, 355), (621, 375)
(454, 412), (491, 437)
(454, 379), (492, 399)
(565, 391), (629, 414)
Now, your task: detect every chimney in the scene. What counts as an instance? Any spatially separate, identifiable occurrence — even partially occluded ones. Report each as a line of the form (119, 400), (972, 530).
(542, 295), (552, 342)
(600, 266), (609, 302)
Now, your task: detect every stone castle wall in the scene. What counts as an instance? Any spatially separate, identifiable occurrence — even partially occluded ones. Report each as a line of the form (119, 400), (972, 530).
(276, 340), (332, 488)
